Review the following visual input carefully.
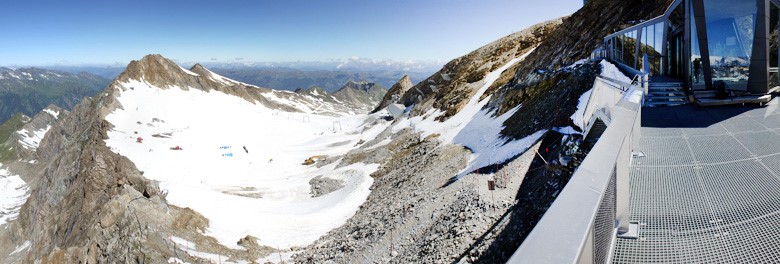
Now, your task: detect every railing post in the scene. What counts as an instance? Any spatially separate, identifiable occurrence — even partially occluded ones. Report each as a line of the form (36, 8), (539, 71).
(616, 96), (642, 239)
(643, 74), (649, 97)
(615, 135), (632, 234)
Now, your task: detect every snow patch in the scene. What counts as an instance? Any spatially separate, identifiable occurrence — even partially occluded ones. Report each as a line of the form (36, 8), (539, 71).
(553, 126), (580, 135)
(167, 258), (188, 264)
(44, 108), (61, 119)
(256, 250), (299, 264)
(10, 240), (31, 255)
(17, 125), (52, 150)
(600, 60), (632, 83)
(178, 65), (199, 77)
(201, 67), (259, 88)
(571, 88), (593, 130)
(0, 164), (29, 226)
(564, 59), (587, 70)
(169, 236), (233, 263)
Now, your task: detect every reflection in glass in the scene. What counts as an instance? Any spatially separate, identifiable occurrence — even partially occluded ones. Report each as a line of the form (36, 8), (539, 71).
(691, 2), (704, 89)
(624, 31), (637, 67)
(668, 5), (685, 78)
(639, 27), (647, 71)
(612, 35), (623, 62)
(703, 0), (757, 91)
(654, 22), (664, 75)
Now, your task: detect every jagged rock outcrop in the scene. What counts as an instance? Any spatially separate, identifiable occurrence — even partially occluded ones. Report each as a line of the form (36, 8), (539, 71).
(296, 85), (328, 97)
(373, 75), (413, 113)
(398, 18), (563, 121)
(331, 81), (387, 112)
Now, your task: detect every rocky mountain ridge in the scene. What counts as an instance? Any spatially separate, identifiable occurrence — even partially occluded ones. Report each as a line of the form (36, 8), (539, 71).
(293, 80), (389, 113)
(394, 18), (564, 121)
(373, 75), (413, 112)
(331, 81), (387, 112)
(0, 67), (108, 123)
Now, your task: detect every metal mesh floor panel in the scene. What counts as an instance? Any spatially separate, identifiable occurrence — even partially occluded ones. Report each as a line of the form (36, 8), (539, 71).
(759, 154), (780, 179)
(642, 127), (684, 138)
(680, 124), (729, 136)
(752, 114), (780, 129)
(613, 104), (780, 263)
(629, 166), (711, 231)
(687, 135), (753, 164)
(719, 117), (764, 134)
(697, 161), (780, 224)
(733, 131), (780, 156)
(635, 137), (694, 166)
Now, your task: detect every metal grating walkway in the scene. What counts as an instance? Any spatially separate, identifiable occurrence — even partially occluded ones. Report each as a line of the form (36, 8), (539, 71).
(613, 100), (780, 263)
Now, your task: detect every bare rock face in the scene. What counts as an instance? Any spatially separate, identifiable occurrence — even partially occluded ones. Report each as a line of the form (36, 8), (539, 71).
(237, 235), (259, 248)
(117, 54), (212, 91)
(98, 200), (124, 229)
(373, 75), (413, 113)
(309, 176), (345, 198)
(398, 18), (564, 121)
(296, 85), (328, 97)
(331, 81), (387, 112)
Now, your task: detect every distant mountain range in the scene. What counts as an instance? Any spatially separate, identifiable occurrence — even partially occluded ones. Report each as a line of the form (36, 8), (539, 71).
(0, 67), (109, 122)
(199, 57), (443, 73)
(205, 67), (427, 93)
(39, 58), (439, 93)
(297, 80), (389, 112)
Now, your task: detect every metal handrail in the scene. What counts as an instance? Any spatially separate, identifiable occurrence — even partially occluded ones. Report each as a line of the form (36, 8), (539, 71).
(508, 83), (644, 264)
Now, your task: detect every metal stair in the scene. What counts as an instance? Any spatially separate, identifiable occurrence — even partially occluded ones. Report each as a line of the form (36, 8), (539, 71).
(645, 81), (687, 106)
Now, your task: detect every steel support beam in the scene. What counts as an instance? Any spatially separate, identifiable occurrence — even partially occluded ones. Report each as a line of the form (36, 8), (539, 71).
(749, 0), (771, 94)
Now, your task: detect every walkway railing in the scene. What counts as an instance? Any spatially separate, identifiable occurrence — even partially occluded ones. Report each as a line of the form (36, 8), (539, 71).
(507, 79), (644, 263)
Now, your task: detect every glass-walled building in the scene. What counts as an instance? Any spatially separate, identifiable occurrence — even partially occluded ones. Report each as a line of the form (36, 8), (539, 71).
(605, 0), (780, 96)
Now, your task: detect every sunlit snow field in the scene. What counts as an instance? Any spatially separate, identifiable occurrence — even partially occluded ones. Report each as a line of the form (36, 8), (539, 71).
(0, 165), (28, 226)
(104, 79), (387, 249)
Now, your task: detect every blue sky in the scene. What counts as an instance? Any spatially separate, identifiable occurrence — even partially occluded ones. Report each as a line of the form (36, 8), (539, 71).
(0, 0), (582, 66)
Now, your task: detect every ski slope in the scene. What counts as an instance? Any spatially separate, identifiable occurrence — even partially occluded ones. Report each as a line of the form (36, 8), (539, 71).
(104, 79), (389, 250)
